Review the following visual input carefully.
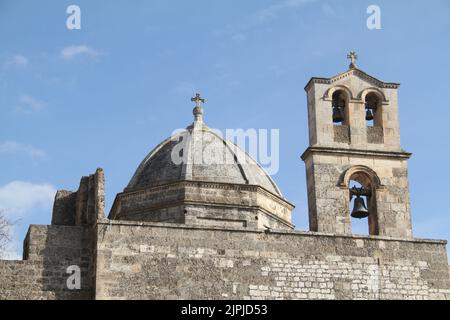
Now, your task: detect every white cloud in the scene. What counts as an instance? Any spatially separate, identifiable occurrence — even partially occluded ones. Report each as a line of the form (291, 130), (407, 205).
(6, 54), (29, 67)
(61, 45), (101, 60)
(0, 245), (21, 260)
(0, 181), (56, 219)
(0, 181), (55, 260)
(16, 95), (46, 113)
(0, 141), (46, 160)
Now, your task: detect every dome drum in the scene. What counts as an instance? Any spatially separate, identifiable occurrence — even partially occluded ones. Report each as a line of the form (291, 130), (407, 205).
(109, 180), (294, 230)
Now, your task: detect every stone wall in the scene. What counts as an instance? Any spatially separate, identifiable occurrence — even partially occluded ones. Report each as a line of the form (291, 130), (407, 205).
(0, 168), (104, 300)
(51, 190), (77, 225)
(0, 225), (94, 300)
(95, 221), (450, 300)
(367, 126), (384, 144)
(333, 125), (350, 143)
(304, 71), (401, 152)
(302, 70), (413, 239)
(52, 168), (105, 227)
(303, 149), (413, 238)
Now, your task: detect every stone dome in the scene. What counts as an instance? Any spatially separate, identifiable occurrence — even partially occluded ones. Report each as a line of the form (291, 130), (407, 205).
(110, 95), (294, 230)
(126, 116), (282, 197)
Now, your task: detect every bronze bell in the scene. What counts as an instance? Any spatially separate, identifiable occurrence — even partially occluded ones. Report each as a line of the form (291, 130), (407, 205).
(351, 196), (369, 219)
(332, 106), (344, 123)
(365, 108), (374, 121)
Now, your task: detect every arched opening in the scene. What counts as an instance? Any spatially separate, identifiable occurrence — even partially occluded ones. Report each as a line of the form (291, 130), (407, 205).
(348, 171), (379, 236)
(365, 92), (381, 127)
(365, 92), (384, 144)
(331, 89), (351, 143)
(332, 90), (347, 126)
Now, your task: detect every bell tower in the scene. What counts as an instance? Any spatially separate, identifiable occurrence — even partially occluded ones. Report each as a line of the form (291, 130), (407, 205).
(301, 52), (413, 238)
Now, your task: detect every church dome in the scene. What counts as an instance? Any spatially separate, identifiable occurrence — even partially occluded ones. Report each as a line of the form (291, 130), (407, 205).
(125, 103), (282, 197)
(110, 94), (293, 230)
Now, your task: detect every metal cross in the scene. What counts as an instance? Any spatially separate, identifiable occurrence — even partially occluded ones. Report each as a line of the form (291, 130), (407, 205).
(191, 93), (205, 107)
(347, 51), (358, 68)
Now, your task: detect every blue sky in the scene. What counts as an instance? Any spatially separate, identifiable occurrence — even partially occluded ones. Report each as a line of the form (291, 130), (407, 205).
(1, 0), (450, 259)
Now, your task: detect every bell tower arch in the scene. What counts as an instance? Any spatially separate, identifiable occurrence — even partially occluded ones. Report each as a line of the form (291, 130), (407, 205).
(301, 53), (413, 238)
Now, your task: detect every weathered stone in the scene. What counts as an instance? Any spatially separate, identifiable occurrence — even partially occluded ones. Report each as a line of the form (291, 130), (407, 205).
(1, 58), (448, 301)
(92, 221), (449, 300)
(109, 123), (294, 230)
(334, 125), (350, 143)
(51, 191), (76, 226)
(367, 126), (384, 144)
(302, 64), (413, 239)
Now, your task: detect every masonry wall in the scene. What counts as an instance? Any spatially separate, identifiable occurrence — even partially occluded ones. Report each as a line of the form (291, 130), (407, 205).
(305, 73), (401, 152)
(0, 225), (94, 300)
(52, 168), (105, 227)
(304, 152), (412, 238)
(95, 221), (450, 300)
(109, 181), (294, 231)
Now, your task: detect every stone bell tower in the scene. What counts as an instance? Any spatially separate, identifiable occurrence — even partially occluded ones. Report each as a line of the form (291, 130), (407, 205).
(301, 52), (413, 238)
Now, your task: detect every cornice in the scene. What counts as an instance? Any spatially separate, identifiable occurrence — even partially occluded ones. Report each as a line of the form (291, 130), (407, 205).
(301, 146), (412, 161)
(108, 180), (295, 219)
(304, 68), (400, 92)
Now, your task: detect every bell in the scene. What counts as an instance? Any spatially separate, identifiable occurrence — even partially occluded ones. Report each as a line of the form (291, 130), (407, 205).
(332, 106), (344, 123)
(365, 108), (374, 121)
(351, 196), (369, 219)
